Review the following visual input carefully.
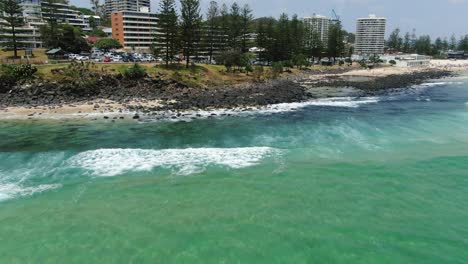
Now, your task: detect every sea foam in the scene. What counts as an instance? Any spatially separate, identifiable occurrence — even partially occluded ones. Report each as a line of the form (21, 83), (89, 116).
(67, 147), (280, 177)
(0, 183), (61, 201)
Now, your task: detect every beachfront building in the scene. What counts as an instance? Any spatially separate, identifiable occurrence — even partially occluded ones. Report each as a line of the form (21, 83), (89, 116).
(105, 0), (150, 17)
(111, 9), (158, 50)
(355, 14), (386, 56)
(447, 50), (467, 60)
(0, 0), (101, 49)
(303, 14), (330, 46)
(381, 54), (431, 68)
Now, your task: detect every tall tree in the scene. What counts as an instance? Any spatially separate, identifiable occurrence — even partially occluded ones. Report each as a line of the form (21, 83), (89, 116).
(403, 32), (411, 53)
(450, 34), (457, 50)
(256, 18), (267, 62)
(156, 0), (179, 67)
(240, 4), (253, 52)
(414, 35), (432, 55)
(289, 14), (305, 57)
(434, 37), (444, 54)
(41, 0), (61, 48)
(90, 0), (100, 15)
(180, 0), (202, 68)
(387, 28), (403, 51)
(206, 1), (219, 63)
(459, 35), (468, 52)
(327, 21), (344, 62)
(307, 30), (323, 63)
(0, 0), (24, 57)
(88, 16), (98, 30)
(274, 13), (290, 61)
(442, 38), (449, 51)
(219, 3), (229, 41)
(228, 2), (242, 49)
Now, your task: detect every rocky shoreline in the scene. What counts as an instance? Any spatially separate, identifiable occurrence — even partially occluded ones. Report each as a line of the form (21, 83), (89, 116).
(309, 70), (454, 92)
(0, 68), (455, 118)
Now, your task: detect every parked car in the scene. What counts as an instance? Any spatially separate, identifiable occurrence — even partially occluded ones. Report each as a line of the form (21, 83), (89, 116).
(121, 55), (129, 62)
(112, 55), (122, 62)
(129, 56), (141, 62)
(103, 57), (112, 62)
(76, 56), (89, 61)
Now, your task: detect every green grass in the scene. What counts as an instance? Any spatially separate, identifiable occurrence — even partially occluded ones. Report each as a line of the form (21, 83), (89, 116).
(0, 49), (48, 64)
(31, 61), (360, 87)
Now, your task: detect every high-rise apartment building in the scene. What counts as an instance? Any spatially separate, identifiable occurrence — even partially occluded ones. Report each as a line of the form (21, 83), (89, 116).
(303, 14), (330, 45)
(105, 0), (150, 17)
(0, 0), (100, 49)
(111, 10), (158, 50)
(355, 14), (386, 56)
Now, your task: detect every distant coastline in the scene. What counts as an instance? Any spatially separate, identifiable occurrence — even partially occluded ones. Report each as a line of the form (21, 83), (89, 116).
(0, 60), (464, 120)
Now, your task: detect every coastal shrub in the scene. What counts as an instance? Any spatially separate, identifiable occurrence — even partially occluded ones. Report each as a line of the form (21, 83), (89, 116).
(359, 60), (368, 68)
(389, 60), (397, 66)
(1, 64), (37, 81)
(245, 64), (253, 75)
(1, 64), (38, 91)
(94, 38), (123, 51)
(272, 62), (283, 78)
(63, 61), (95, 79)
(283, 60), (294, 68)
(217, 50), (251, 73)
(123, 63), (147, 80)
(292, 54), (309, 69)
(345, 58), (353, 66)
(0, 64), (38, 92)
(171, 71), (183, 81)
(252, 66), (264, 82)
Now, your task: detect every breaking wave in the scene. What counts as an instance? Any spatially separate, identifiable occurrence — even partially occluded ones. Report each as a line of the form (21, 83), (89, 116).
(67, 147), (280, 177)
(0, 183), (61, 201)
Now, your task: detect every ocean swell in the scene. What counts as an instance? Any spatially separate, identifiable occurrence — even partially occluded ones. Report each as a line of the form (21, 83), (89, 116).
(67, 147), (280, 177)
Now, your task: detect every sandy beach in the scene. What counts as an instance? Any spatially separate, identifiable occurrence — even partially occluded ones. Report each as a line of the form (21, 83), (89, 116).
(0, 99), (164, 120)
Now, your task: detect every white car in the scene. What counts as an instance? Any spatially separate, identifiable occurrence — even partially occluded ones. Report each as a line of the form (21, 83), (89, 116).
(112, 56), (122, 62)
(76, 56), (89, 61)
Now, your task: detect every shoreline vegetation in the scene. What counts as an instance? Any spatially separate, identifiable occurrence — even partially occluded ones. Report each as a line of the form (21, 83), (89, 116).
(0, 60), (465, 120)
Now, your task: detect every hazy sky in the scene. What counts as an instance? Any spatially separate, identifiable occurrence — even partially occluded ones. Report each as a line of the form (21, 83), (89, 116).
(71, 0), (468, 38)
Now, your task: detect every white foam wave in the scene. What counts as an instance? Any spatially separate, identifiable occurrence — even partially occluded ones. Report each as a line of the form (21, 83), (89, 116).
(144, 97), (380, 122)
(271, 97), (380, 109)
(0, 183), (61, 201)
(418, 81), (464, 87)
(67, 147), (280, 177)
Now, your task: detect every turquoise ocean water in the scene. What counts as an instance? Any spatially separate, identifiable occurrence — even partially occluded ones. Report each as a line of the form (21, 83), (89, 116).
(1, 76), (468, 263)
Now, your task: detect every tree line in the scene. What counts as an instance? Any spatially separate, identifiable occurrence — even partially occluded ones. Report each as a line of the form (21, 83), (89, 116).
(0, 0), (353, 68)
(387, 28), (468, 56)
(154, 0), (355, 69)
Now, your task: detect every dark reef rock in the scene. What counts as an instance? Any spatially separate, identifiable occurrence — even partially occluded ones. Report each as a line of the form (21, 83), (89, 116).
(0, 69), (454, 112)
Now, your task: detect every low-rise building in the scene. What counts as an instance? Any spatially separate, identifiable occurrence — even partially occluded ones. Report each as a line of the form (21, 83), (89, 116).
(381, 54), (431, 68)
(447, 50), (467, 60)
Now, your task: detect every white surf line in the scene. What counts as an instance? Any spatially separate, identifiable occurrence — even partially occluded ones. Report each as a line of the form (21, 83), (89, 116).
(0, 183), (62, 202)
(67, 147), (281, 177)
